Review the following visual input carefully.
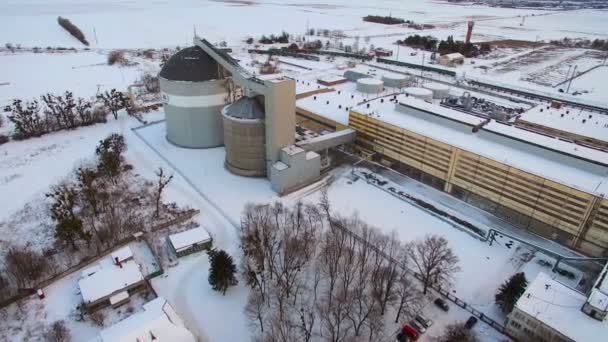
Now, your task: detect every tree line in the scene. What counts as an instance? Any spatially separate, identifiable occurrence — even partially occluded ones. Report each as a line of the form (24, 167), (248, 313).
(0, 134), (175, 304)
(3, 89), (126, 140)
(397, 34), (492, 57)
(239, 190), (460, 341)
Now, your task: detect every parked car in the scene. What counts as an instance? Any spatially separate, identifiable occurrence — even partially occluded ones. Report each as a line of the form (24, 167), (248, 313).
(401, 324), (419, 341)
(388, 187), (396, 192)
(465, 316), (478, 329)
(434, 298), (449, 311)
(415, 314), (433, 328)
(396, 332), (409, 342)
(410, 319), (426, 334)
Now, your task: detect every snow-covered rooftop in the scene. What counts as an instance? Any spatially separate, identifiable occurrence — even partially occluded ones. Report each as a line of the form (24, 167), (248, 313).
(515, 272), (608, 342)
(98, 297), (195, 342)
(518, 104), (608, 142)
(296, 89), (364, 125)
(294, 78), (327, 95)
(350, 95), (608, 195)
(78, 260), (144, 304)
(169, 227), (211, 252)
(317, 74), (347, 83)
(111, 246), (134, 264)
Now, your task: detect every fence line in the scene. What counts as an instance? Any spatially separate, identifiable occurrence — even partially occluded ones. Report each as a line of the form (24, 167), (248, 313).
(331, 220), (510, 336)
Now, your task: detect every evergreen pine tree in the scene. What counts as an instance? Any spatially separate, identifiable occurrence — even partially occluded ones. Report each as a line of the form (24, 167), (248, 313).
(208, 249), (238, 295)
(495, 272), (528, 313)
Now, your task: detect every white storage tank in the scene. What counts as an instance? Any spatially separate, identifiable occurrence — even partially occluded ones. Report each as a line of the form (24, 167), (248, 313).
(382, 73), (408, 88)
(423, 82), (450, 99)
(160, 46), (229, 148)
(357, 78), (384, 94)
(404, 87), (433, 101)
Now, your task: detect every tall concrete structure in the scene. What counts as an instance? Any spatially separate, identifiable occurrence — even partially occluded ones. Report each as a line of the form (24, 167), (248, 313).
(465, 21), (475, 44)
(160, 46), (230, 148)
(180, 37), (322, 194)
(222, 97), (267, 176)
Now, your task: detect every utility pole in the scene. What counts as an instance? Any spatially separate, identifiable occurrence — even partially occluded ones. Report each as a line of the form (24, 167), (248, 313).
(396, 43), (400, 61)
(564, 65), (572, 84)
(566, 65), (578, 93)
(420, 52), (425, 86)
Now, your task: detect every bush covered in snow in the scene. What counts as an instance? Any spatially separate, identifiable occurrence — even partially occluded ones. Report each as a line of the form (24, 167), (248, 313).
(107, 50), (127, 65)
(4, 92), (106, 140)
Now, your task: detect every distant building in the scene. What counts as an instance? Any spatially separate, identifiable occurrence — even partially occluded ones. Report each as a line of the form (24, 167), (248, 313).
(317, 75), (348, 87)
(506, 272), (608, 342)
(78, 254), (145, 310)
(438, 52), (464, 67)
(169, 227), (212, 258)
(93, 297), (195, 342)
(374, 47), (393, 57)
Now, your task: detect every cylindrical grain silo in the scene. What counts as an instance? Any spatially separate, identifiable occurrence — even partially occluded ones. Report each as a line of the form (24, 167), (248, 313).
(160, 46), (229, 148)
(357, 78), (384, 93)
(382, 73), (408, 88)
(404, 87), (433, 101)
(423, 82), (450, 99)
(222, 96), (266, 177)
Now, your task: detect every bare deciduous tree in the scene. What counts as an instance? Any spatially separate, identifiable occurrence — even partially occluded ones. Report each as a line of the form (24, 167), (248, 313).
(153, 167), (173, 218)
(44, 320), (71, 342)
(407, 235), (460, 294)
(5, 247), (48, 289)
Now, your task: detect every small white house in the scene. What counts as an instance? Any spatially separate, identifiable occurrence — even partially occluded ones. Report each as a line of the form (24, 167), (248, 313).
(168, 227), (212, 258)
(78, 260), (145, 310)
(96, 297), (195, 342)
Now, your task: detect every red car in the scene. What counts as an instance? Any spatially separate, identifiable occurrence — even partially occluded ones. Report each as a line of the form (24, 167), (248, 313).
(401, 324), (419, 341)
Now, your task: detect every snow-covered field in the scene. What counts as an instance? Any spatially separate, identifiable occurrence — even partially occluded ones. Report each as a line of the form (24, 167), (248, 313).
(1, 0), (607, 341)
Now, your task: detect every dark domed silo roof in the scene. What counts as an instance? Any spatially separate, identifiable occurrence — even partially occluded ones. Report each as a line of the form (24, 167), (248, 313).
(224, 97), (265, 120)
(160, 46), (220, 82)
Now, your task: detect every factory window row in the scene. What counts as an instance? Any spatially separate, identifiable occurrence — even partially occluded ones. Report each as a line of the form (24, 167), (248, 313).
(369, 140), (449, 175)
(460, 154), (590, 205)
(372, 139), (450, 172)
(453, 172), (581, 228)
(456, 157), (589, 211)
(457, 169), (587, 219)
(453, 170), (582, 229)
(454, 163), (587, 219)
(356, 129), (451, 171)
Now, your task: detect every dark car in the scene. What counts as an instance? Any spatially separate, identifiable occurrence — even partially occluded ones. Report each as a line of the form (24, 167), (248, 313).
(396, 332), (409, 342)
(465, 316), (478, 329)
(415, 314), (433, 328)
(434, 298), (449, 311)
(401, 324), (419, 341)
(410, 319), (426, 334)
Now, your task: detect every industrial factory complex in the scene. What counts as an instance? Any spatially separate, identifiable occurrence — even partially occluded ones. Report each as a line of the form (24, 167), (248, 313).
(159, 36), (608, 258)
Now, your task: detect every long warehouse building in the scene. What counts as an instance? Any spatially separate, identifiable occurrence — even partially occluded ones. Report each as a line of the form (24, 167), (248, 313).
(297, 91), (608, 257)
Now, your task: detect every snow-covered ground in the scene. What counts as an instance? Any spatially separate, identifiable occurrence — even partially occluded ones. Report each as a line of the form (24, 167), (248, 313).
(1, 0), (607, 341)
(0, 51), (145, 105)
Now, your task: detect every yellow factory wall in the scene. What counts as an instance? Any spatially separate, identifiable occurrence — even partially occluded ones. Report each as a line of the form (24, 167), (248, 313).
(349, 110), (608, 256)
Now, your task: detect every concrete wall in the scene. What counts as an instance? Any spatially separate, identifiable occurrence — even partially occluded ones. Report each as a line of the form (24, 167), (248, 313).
(270, 146), (321, 195)
(349, 109), (608, 256)
(264, 79), (296, 177)
(506, 308), (572, 342)
(223, 113), (266, 177)
(161, 77), (228, 148)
